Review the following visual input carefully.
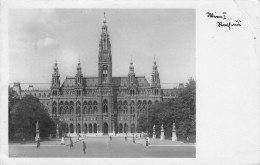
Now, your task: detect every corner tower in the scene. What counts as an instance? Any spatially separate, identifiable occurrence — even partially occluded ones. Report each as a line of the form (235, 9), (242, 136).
(151, 59), (161, 96)
(51, 60), (60, 96)
(98, 12), (112, 85)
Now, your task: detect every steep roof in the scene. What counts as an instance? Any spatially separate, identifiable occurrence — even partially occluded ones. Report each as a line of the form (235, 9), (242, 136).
(61, 76), (150, 88)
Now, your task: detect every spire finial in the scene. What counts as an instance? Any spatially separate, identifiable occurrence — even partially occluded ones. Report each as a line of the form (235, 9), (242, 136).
(103, 12), (107, 24)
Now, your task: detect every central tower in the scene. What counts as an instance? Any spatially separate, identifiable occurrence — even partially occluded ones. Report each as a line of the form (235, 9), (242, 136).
(98, 12), (112, 85)
(97, 13), (114, 135)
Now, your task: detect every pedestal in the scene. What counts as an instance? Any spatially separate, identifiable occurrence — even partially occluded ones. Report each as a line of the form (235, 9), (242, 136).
(172, 131), (177, 141)
(152, 125), (156, 139)
(60, 137), (65, 145)
(160, 131), (164, 140)
(35, 132), (40, 142)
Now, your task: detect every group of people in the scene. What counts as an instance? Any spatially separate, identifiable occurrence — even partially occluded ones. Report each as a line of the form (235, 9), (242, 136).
(36, 134), (151, 153)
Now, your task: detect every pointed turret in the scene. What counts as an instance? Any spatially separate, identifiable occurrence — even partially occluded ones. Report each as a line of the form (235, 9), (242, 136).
(51, 60), (60, 96)
(128, 58), (136, 85)
(75, 59), (83, 87)
(151, 58), (161, 96)
(151, 59), (161, 87)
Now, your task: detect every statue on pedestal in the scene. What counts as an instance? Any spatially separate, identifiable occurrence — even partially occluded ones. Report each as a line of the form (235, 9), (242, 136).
(35, 121), (40, 141)
(60, 136), (65, 145)
(56, 124), (59, 138)
(172, 122), (177, 142)
(152, 124), (156, 139)
(160, 124), (164, 140)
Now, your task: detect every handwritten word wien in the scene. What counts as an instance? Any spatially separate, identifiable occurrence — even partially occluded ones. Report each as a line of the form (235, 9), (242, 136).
(206, 12), (241, 30)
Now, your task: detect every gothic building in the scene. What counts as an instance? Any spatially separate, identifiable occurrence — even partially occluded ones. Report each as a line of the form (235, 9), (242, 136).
(12, 14), (180, 136)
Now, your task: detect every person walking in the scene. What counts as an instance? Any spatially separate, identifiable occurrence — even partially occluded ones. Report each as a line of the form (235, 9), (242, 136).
(133, 136), (135, 143)
(36, 138), (40, 149)
(70, 137), (73, 149)
(145, 136), (149, 148)
(125, 135), (127, 142)
(82, 141), (86, 154)
(110, 136), (112, 141)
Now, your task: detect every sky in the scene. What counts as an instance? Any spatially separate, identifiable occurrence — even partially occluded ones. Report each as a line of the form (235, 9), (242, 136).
(8, 9), (195, 90)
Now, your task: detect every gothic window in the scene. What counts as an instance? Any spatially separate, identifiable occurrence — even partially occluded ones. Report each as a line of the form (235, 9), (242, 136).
(65, 106), (68, 115)
(70, 101), (74, 106)
(83, 101), (87, 114)
(130, 101), (135, 114)
(52, 101), (57, 116)
(137, 100), (142, 114)
(123, 101), (128, 114)
(143, 100), (147, 114)
(148, 100), (152, 112)
(103, 99), (108, 114)
(76, 101), (81, 115)
(88, 101), (92, 115)
(118, 101), (122, 114)
(93, 106), (97, 114)
(93, 101), (98, 114)
(69, 106), (74, 114)
(59, 107), (63, 115)
(130, 89), (135, 96)
(102, 65), (108, 82)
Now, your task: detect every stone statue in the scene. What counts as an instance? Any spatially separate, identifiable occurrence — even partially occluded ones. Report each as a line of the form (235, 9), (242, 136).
(172, 122), (175, 130)
(35, 121), (40, 141)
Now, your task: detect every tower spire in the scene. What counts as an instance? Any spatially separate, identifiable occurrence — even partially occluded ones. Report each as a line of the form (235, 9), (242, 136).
(98, 12), (112, 85)
(103, 12), (107, 25)
(128, 58), (135, 85)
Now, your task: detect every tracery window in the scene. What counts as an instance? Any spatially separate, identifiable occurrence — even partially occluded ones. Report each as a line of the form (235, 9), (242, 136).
(103, 99), (108, 114)
(102, 65), (108, 82)
(123, 101), (128, 114)
(93, 101), (98, 114)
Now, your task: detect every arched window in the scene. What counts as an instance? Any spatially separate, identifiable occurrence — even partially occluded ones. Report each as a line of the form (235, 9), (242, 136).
(143, 100), (147, 114)
(103, 100), (108, 114)
(64, 106), (68, 115)
(148, 100), (152, 112)
(76, 101), (81, 115)
(93, 101), (97, 114)
(123, 101), (128, 114)
(137, 100), (142, 114)
(88, 101), (92, 115)
(83, 101), (87, 114)
(52, 101), (57, 116)
(70, 106), (74, 114)
(130, 101), (135, 114)
(102, 65), (108, 82)
(118, 101), (122, 114)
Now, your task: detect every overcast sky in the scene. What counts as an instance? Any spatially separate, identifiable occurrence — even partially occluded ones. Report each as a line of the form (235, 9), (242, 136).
(8, 9), (195, 89)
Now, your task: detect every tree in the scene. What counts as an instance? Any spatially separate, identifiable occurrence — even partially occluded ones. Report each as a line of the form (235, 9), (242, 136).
(136, 114), (149, 133)
(10, 95), (56, 141)
(52, 118), (68, 138)
(8, 86), (20, 141)
(147, 78), (196, 142)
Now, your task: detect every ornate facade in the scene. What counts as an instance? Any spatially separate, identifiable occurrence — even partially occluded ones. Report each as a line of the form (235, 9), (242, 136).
(13, 15), (180, 136)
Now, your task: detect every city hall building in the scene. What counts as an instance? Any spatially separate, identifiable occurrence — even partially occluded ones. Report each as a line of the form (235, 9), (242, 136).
(12, 15), (180, 136)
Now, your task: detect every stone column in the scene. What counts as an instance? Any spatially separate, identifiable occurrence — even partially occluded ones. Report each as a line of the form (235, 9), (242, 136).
(153, 124), (156, 139)
(172, 122), (177, 142)
(160, 124), (164, 140)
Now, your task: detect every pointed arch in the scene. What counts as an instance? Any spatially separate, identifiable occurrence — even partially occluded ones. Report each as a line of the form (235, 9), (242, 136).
(103, 99), (108, 114)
